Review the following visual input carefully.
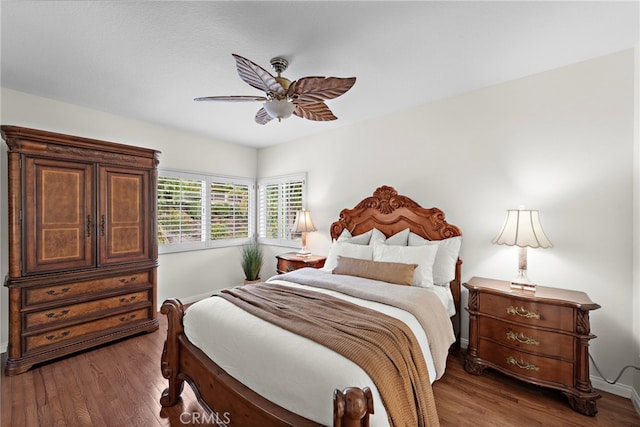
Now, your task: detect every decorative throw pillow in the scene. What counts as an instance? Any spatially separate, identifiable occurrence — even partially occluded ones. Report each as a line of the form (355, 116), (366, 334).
(369, 228), (410, 246)
(336, 228), (373, 245)
(408, 233), (462, 286)
(333, 256), (417, 286)
(322, 242), (374, 272)
(372, 242), (438, 288)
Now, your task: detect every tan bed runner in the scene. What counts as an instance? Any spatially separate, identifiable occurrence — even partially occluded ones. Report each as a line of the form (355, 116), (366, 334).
(218, 283), (440, 427)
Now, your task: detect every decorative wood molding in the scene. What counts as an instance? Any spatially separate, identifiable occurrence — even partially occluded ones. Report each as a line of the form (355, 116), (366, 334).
(330, 185), (461, 241)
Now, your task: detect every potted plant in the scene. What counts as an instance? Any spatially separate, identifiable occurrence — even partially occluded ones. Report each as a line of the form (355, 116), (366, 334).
(241, 241), (264, 284)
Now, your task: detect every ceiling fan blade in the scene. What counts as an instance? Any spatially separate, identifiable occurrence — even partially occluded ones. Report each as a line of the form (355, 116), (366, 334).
(288, 77), (356, 104)
(293, 102), (337, 121)
(255, 107), (274, 125)
(194, 95), (267, 102)
(232, 54), (285, 95)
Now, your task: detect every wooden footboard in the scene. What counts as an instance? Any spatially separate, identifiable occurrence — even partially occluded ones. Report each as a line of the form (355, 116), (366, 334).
(160, 299), (373, 427)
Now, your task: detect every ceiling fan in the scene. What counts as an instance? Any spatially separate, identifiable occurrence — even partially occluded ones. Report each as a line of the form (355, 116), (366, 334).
(195, 54), (356, 125)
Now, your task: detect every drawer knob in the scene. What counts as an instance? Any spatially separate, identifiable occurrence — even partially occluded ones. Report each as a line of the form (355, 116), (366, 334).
(506, 331), (540, 346)
(119, 295), (138, 303)
(119, 314), (137, 322)
(46, 331), (70, 341)
(119, 277), (138, 284)
(506, 306), (540, 320)
(506, 356), (539, 371)
(45, 287), (70, 296)
(46, 309), (70, 319)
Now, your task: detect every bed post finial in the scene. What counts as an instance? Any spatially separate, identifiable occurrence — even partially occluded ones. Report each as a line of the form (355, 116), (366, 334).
(333, 387), (373, 427)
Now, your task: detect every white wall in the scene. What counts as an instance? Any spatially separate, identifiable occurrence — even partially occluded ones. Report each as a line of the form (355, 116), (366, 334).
(259, 49), (637, 396)
(0, 88), (258, 350)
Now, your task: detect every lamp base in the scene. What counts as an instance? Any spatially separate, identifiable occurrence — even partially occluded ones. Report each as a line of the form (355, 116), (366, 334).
(510, 269), (536, 292)
(296, 249), (312, 257)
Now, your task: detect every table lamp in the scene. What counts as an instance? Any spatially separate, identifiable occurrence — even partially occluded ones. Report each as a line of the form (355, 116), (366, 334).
(292, 209), (317, 256)
(492, 209), (552, 291)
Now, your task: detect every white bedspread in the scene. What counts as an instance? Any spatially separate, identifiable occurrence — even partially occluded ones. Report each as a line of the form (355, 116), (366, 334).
(183, 272), (451, 426)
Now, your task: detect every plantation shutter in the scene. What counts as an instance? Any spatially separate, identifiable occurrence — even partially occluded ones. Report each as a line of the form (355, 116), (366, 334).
(157, 175), (205, 246)
(210, 180), (251, 240)
(158, 170), (254, 253)
(258, 173), (307, 245)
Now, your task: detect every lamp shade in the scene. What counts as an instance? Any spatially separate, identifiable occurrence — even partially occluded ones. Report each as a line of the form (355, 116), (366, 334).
(492, 209), (552, 249)
(292, 209), (317, 233)
(263, 99), (295, 121)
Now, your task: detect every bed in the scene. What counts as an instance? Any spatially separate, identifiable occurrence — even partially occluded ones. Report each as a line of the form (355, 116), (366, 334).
(160, 185), (463, 427)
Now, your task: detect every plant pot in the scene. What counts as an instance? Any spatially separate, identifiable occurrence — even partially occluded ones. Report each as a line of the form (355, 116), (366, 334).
(243, 278), (261, 285)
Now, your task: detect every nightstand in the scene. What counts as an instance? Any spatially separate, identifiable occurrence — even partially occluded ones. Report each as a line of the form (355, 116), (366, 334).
(276, 253), (326, 274)
(464, 277), (601, 416)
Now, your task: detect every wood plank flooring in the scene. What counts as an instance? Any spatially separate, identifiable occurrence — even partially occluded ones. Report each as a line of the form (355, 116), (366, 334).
(2, 313), (639, 426)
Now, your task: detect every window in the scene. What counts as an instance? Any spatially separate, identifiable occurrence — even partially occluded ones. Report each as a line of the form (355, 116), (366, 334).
(157, 170), (254, 253)
(258, 173), (307, 246)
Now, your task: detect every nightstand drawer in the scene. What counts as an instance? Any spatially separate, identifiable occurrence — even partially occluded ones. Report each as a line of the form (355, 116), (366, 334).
(479, 293), (575, 332)
(478, 339), (574, 388)
(276, 253), (326, 274)
(479, 316), (574, 360)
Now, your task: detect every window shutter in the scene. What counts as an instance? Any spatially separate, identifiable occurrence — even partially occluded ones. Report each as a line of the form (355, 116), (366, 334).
(210, 181), (250, 240)
(258, 173), (307, 245)
(157, 170), (254, 253)
(157, 176), (205, 245)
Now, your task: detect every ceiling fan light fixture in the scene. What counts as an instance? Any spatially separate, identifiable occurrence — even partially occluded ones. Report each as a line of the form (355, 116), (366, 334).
(263, 98), (295, 121)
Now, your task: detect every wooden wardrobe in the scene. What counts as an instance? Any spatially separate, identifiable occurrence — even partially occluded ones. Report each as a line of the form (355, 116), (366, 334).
(2, 126), (160, 375)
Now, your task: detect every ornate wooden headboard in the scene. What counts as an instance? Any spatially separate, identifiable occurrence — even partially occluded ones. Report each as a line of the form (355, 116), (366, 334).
(330, 185), (461, 241)
(329, 185), (463, 346)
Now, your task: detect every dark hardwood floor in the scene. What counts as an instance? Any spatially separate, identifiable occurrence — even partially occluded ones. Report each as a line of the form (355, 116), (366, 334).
(2, 313), (639, 426)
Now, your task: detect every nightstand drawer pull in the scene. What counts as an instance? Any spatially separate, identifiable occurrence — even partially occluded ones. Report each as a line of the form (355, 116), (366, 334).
(507, 306), (540, 320)
(506, 331), (539, 346)
(506, 356), (539, 371)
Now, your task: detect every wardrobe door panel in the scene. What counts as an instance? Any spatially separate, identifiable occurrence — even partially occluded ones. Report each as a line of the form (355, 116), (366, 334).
(98, 166), (151, 265)
(24, 157), (95, 274)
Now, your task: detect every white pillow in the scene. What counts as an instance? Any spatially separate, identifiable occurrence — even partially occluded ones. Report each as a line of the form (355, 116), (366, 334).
(408, 233), (462, 286)
(369, 228), (386, 245)
(372, 242), (438, 288)
(336, 228), (373, 245)
(323, 242), (374, 272)
(369, 228), (410, 246)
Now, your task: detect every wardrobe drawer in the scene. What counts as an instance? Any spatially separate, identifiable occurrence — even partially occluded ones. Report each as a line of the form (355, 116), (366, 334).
(24, 307), (150, 353)
(24, 271), (151, 306)
(478, 339), (574, 388)
(24, 290), (151, 329)
(479, 293), (575, 332)
(478, 316), (574, 360)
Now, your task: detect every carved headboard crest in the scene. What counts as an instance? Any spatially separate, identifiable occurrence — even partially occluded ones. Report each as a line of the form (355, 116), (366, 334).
(353, 185), (419, 214)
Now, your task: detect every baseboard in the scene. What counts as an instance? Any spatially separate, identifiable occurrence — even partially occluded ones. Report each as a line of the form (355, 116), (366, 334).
(632, 386), (640, 416)
(591, 376), (634, 398)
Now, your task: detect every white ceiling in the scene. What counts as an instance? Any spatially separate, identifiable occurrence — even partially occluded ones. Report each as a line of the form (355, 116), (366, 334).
(1, 1), (638, 148)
